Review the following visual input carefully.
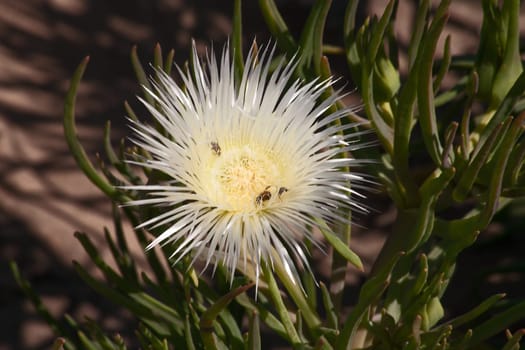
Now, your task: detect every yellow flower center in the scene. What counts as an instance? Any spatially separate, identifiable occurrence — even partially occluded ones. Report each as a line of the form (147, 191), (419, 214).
(204, 143), (285, 212)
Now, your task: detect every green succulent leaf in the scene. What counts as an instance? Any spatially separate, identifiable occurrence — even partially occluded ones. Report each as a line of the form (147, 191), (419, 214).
(64, 57), (127, 203)
(315, 218), (363, 271)
(200, 283), (254, 349)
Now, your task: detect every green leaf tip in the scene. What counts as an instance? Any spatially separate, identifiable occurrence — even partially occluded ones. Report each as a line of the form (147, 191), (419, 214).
(316, 218), (364, 271)
(200, 283), (255, 330)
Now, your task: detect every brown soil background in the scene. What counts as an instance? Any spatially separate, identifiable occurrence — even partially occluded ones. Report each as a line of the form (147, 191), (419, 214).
(1, 0), (525, 349)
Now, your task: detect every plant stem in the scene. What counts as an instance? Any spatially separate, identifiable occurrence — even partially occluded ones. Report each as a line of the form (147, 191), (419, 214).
(262, 262), (302, 348)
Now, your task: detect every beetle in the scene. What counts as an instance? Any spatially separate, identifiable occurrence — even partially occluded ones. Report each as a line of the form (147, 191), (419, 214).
(210, 141), (221, 156)
(278, 186), (288, 198)
(255, 186), (272, 206)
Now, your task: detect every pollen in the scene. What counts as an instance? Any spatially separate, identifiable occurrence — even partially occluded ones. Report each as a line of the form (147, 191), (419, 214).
(207, 144), (282, 211)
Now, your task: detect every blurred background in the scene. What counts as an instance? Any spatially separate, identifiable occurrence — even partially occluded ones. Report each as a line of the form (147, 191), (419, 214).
(1, 0), (524, 349)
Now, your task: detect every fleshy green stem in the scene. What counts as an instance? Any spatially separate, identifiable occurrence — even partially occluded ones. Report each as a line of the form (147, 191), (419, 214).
(272, 251), (322, 331)
(262, 262), (302, 348)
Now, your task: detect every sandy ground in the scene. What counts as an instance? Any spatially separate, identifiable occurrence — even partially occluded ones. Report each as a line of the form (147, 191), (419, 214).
(1, 1), (524, 349)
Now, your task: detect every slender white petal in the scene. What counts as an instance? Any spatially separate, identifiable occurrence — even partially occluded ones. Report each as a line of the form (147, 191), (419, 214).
(124, 42), (370, 286)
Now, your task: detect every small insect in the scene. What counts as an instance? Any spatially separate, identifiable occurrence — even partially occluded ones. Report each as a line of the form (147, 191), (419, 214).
(278, 186), (288, 198)
(255, 186), (272, 206)
(210, 141), (221, 156)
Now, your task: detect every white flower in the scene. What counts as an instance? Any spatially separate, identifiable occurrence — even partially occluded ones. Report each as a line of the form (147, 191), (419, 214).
(126, 42), (369, 287)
